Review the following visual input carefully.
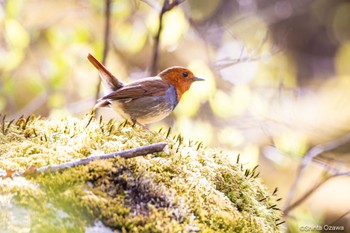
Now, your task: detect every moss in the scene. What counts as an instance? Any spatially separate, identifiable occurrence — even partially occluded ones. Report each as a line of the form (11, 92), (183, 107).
(0, 115), (281, 232)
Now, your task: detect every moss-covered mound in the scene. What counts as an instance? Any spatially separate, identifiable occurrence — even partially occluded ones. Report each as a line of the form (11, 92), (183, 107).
(0, 115), (281, 233)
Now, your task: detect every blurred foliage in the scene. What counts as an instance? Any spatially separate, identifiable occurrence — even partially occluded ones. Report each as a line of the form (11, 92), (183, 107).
(1, 0), (350, 231)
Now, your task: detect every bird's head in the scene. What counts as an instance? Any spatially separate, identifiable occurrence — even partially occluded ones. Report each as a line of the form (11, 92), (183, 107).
(158, 66), (204, 100)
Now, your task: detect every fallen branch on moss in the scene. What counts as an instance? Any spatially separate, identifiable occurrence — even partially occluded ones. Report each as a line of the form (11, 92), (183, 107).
(36, 142), (168, 174)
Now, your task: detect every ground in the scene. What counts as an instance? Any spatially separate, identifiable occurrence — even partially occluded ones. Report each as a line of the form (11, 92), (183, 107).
(0, 115), (281, 232)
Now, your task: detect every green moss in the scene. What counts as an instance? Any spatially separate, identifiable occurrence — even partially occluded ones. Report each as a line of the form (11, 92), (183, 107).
(0, 115), (281, 232)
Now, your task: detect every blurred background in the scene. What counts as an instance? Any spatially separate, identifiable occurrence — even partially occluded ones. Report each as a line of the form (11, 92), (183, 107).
(1, 0), (350, 232)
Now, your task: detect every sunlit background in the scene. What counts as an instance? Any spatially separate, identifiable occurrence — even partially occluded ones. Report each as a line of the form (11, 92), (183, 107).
(1, 0), (350, 232)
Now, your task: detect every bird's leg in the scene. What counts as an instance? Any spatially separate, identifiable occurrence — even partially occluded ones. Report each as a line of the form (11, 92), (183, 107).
(131, 120), (137, 128)
(131, 119), (150, 131)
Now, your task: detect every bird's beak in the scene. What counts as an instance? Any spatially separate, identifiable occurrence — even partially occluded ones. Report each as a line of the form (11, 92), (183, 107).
(192, 77), (205, 82)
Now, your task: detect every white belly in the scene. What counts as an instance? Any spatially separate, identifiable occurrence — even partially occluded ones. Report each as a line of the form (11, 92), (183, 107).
(110, 101), (172, 124)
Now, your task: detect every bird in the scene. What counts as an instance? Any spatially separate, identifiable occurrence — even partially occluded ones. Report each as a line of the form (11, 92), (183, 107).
(88, 54), (204, 125)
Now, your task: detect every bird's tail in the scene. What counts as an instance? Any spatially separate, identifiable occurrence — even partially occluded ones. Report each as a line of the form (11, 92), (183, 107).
(87, 53), (124, 94)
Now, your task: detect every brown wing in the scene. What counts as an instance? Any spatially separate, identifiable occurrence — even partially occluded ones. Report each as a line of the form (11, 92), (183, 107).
(101, 78), (170, 101)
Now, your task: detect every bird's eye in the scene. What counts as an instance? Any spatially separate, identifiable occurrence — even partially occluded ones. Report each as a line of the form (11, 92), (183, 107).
(182, 72), (188, 78)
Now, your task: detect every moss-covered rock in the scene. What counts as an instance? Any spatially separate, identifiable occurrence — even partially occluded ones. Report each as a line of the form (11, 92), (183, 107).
(0, 115), (281, 232)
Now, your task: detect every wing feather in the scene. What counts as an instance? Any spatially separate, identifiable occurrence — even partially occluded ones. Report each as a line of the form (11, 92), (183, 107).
(101, 78), (170, 101)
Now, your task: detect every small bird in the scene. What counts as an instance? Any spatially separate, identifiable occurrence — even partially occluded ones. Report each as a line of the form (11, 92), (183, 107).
(88, 54), (204, 125)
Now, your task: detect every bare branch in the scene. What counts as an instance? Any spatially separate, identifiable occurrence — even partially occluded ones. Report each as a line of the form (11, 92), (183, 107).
(312, 156), (350, 172)
(283, 136), (350, 215)
(284, 132), (350, 211)
(215, 56), (264, 70)
(304, 133), (350, 165)
(283, 167), (350, 215)
(333, 170), (350, 177)
(149, 0), (185, 75)
(9, 92), (47, 120)
(94, 0), (112, 115)
(163, 0), (185, 12)
(329, 209), (350, 226)
(36, 142), (168, 173)
(214, 49), (281, 70)
(284, 173), (331, 215)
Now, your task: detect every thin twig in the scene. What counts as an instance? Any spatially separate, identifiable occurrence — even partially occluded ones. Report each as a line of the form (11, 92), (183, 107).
(94, 0), (112, 115)
(328, 209), (350, 226)
(312, 156), (350, 170)
(283, 148), (350, 215)
(284, 173), (331, 215)
(149, 0), (185, 75)
(284, 133), (350, 210)
(214, 49), (281, 70)
(36, 142), (168, 173)
(284, 167), (350, 215)
(9, 92), (47, 120)
(333, 170), (350, 177)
